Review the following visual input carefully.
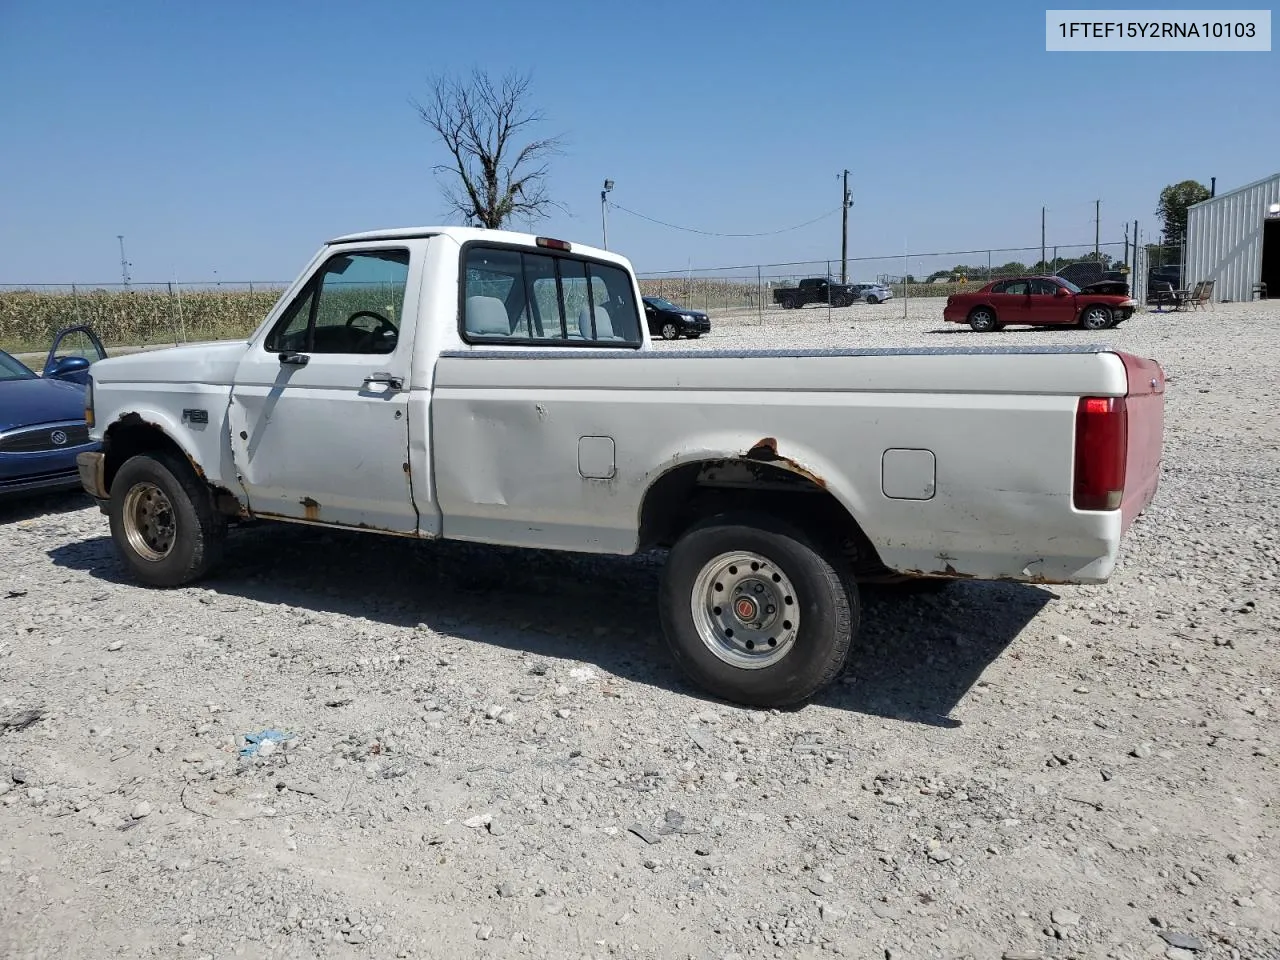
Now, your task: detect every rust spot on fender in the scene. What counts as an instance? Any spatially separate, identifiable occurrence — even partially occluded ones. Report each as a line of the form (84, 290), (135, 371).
(402, 462), (410, 474)
(744, 437), (827, 489)
(300, 496), (320, 521)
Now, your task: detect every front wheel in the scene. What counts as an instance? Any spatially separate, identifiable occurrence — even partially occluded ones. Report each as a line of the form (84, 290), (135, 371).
(108, 451), (226, 587)
(659, 512), (857, 708)
(865, 295), (879, 305)
(1080, 305), (1113, 330)
(660, 322), (680, 340)
(968, 307), (998, 332)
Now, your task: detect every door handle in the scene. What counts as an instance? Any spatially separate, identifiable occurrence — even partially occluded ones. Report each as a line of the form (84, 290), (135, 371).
(363, 372), (403, 390)
(278, 352), (310, 366)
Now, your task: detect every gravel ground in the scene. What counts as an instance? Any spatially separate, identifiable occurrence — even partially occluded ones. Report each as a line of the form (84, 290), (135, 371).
(2, 298), (1277, 960)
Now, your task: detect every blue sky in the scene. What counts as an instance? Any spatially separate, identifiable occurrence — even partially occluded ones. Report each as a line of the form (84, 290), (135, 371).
(0, 0), (1275, 283)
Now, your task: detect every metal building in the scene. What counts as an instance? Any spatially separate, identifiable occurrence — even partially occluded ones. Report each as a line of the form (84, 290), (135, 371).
(1184, 172), (1280, 302)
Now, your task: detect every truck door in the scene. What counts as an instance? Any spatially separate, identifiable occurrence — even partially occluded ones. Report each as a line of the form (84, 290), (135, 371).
(226, 242), (424, 534)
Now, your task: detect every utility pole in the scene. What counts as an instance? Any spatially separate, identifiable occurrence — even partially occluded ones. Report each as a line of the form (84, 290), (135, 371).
(1123, 222), (1129, 267)
(117, 235), (131, 289)
(601, 179), (614, 249)
(1040, 207), (1046, 272)
(840, 169), (852, 284)
(1094, 199), (1101, 260)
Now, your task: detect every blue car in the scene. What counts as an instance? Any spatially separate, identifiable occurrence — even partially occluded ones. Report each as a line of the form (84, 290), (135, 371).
(0, 325), (107, 498)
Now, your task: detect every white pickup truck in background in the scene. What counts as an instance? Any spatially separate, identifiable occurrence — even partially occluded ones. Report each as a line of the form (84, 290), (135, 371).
(76, 227), (1166, 707)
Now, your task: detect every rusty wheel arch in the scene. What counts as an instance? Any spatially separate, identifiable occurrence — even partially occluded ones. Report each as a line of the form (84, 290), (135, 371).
(101, 413), (242, 518)
(636, 451), (887, 578)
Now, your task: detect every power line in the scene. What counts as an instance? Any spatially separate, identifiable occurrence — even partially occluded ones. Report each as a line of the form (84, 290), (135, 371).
(605, 200), (841, 238)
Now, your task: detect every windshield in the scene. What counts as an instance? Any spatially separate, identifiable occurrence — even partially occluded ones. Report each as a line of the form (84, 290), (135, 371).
(645, 297), (681, 311)
(0, 350), (37, 382)
(1057, 278), (1082, 294)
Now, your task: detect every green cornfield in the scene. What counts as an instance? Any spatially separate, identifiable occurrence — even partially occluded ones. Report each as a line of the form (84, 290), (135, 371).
(0, 287), (286, 355)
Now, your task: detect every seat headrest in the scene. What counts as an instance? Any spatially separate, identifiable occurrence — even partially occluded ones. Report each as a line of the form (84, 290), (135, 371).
(466, 296), (511, 336)
(577, 304), (616, 340)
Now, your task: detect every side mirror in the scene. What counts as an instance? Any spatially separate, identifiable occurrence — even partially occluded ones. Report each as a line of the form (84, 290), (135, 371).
(44, 355), (92, 382)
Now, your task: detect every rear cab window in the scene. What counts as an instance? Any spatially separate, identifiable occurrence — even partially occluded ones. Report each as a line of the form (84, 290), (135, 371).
(460, 243), (643, 347)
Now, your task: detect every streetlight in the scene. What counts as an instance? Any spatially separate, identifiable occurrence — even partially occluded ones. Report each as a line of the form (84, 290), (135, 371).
(601, 179), (614, 249)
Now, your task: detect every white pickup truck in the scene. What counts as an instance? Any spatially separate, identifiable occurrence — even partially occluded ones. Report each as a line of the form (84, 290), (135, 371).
(76, 227), (1166, 708)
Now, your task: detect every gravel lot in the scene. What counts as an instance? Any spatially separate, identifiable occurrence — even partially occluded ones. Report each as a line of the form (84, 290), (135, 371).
(2, 298), (1277, 960)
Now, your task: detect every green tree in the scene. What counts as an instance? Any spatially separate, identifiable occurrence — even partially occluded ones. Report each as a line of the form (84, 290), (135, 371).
(1156, 180), (1212, 242)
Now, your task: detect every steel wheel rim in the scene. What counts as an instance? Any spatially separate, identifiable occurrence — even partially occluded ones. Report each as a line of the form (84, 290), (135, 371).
(122, 481), (176, 561)
(690, 551), (800, 670)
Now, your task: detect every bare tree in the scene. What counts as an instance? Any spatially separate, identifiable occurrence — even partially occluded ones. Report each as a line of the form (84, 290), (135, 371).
(412, 69), (565, 229)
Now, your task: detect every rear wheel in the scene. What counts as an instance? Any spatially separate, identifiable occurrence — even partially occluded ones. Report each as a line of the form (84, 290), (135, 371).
(968, 307), (998, 332)
(660, 322), (680, 340)
(865, 295), (879, 305)
(1080, 305), (1113, 330)
(659, 512), (857, 708)
(108, 451), (226, 587)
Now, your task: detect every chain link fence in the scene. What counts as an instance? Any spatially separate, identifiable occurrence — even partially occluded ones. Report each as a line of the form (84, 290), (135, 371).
(0, 281), (290, 353)
(636, 242), (1135, 318)
(3, 238), (1166, 352)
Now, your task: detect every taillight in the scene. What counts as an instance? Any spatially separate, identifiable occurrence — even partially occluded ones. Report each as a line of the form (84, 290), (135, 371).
(1073, 396), (1127, 511)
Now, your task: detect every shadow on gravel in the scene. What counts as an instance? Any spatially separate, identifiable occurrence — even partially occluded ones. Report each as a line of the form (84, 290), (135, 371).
(0, 489), (94, 525)
(49, 523), (1052, 727)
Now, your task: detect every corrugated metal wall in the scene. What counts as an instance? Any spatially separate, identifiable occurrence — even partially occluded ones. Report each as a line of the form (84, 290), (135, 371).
(1185, 173), (1280, 302)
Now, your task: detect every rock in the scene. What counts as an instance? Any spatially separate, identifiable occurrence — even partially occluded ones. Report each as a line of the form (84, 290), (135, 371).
(1159, 932), (1208, 951)
(926, 847), (951, 863)
(1002, 952), (1043, 960)
(819, 903), (846, 921)
(26, 787), (47, 806)
(107, 640), (125, 651)
(131, 801), (152, 819)
(1051, 908), (1081, 926)
(872, 903), (903, 920)
(497, 881), (517, 898)
(177, 933), (195, 946)
(1131, 743), (1154, 759)
(476, 925), (493, 941)
(485, 705), (504, 720)
(1166, 949), (1197, 960)
(627, 824), (662, 845)
(463, 814), (491, 829)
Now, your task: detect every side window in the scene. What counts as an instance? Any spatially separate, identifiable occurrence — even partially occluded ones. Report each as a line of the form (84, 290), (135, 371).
(1030, 279), (1059, 296)
(265, 249), (409, 355)
(585, 261), (641, 341)
(460, 245), (642, 346)
(1003, 280), (1030, 296)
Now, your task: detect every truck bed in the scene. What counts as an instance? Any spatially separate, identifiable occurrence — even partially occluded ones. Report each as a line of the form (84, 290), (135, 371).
(429, 342), (1163, 584)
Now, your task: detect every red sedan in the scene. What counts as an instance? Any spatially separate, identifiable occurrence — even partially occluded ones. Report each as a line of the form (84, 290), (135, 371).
(943, 276), (1138, 332)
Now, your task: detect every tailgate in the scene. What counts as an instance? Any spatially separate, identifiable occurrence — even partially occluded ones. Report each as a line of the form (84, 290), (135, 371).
(1117, 351), (1166, 531)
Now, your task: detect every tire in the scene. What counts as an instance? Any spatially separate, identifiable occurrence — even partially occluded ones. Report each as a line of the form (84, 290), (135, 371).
(660, 322), (680, 341)
(658, 511), (858, 708)
(1080, 305), (1113, 330)
(968, 307), (998, 332)
(108, 451), (226, 587)
(865, 295), (879, 305)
